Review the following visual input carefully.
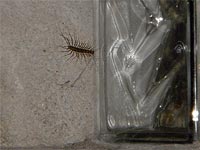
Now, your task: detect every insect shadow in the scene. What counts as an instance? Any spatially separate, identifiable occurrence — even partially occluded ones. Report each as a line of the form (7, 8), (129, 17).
(58, 30), (95, 87)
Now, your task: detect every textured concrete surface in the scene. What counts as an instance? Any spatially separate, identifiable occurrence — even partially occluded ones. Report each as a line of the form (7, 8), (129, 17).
(0, 0), (200, 150)
(0, 0), (95, 148)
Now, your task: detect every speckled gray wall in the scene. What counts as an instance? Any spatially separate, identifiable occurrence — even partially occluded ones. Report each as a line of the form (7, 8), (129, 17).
(0, 0), (95, 148)
(0, 0), (200, 150)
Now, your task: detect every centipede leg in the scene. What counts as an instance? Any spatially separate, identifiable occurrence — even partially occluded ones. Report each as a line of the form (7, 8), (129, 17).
(74, 34), (79, 47)
(67, 51), (74, 61)
(60, 33), (71, 45)
(74, 53), (78, 62)
(82, 42), (87, 49)
(75, 39), (80, 47)
(66, 37), (71, 45)
(83, 54), (87, 63)
(79, 42), (84, 48)
(68, 32), (74, 46)
(68, 50), (74, 55)
(85, 43), (89, 49)
(78, 53), (82, 63)
(77, 53), (80, 59)
(81, 53), (85, 61)
(72, 51), (77, 58)
(59, 45), (68, 51)
(76, 53), (80, 63)
(72, 52), (78, 61)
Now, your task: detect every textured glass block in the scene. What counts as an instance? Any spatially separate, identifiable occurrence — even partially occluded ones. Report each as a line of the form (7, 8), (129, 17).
(97, 0), (197, 143)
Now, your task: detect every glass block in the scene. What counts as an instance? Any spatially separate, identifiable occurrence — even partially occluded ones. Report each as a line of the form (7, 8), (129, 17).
(97, 0), (198, 143)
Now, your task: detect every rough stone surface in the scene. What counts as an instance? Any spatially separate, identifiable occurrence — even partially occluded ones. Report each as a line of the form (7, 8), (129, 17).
(0, 0), (200, 150)
(0, 0), (95, 148)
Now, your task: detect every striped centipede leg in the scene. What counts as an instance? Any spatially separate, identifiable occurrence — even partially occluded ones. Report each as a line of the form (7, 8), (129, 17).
(80, 53), (85, 62)
(62, 32), (72, 45)
(74, 53), (79, 62)
(67, 51), (75, 61)
(82, 42), (87, 49)
(66, 52), (73, 56)
(77, 53), (80, 59)
(68, 32), (74, 46)
(83, 54), (87, 63)
(74, 39), (78, 47)
(60, 33), (70, 45)
(74, 35), (79, 47)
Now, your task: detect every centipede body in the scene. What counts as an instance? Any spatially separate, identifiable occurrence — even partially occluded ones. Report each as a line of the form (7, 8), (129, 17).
(59, 32), (95, 61)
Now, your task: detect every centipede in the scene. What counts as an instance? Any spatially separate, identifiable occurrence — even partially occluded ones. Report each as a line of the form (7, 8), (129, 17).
(59, 31), (95, 62)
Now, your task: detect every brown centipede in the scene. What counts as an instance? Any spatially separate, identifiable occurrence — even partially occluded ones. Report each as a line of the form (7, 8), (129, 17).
(59, 31), (94, 62)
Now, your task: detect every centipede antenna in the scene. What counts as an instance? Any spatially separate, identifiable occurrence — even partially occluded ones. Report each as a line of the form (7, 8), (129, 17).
(59, 50), (69, 53)
(60, 33), (70, 45)
(59, 45), (69, 50)
(60, 48), (72, 54)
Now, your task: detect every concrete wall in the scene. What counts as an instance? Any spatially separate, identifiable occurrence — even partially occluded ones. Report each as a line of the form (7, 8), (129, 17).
(0, 0), (200, 149)
(0, 0), (95, 148)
